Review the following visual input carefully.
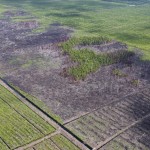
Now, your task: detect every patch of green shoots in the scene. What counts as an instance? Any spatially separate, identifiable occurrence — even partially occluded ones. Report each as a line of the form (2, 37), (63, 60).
(112, 69), (128, 77)
(60, 37), (134, 80)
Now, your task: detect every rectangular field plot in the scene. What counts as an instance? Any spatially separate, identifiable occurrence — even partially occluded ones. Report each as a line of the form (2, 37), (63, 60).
(100, 116), (150, 150)
(51, 134), (80, 150)
(0, 85), (55, 149)
(0, 138), (9, 150)
(26, 139), (60, 150)
(26, 134), (80, 150)
(65, 89), (150, 148)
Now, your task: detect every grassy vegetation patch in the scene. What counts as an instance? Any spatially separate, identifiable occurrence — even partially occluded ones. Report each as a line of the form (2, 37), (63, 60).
(112, 69), (128, 77)
(60, 37), (134, 80)
(51, 134), (80, 150)
(26, 134), (81, 150)
(26, 139), (59, 150)
(0, 139), (9, 150)
(0, 0), (149, 60)
(131, 79), (139, 86)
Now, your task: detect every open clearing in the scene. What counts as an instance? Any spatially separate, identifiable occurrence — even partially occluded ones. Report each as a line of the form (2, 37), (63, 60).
(0, 0), (149, 121)
(0, 9), (150, 121)
(0, 0), (150, 150)
(65, 88), (150, 149)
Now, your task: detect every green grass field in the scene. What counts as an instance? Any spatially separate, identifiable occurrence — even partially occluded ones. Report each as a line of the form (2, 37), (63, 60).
(51, 134), (80, 150)
(26, 134), (80, 150)
(0, 0), (149, 59)
(0, 84), (55, 149)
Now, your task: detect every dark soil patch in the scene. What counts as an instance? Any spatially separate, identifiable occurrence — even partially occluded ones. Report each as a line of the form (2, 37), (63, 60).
(0, 19), (72, 51)
(0, 10), (150, 122)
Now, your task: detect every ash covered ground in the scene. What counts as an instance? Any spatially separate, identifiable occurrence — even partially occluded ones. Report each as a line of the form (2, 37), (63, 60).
(0, 10), (150, 121)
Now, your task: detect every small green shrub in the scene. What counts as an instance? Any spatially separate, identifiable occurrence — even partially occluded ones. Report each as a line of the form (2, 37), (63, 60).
(131, 79), (139, 86)
(112, 69), (128, 77)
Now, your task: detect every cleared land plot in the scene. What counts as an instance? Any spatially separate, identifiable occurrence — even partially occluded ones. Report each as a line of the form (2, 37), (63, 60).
(26, 134), (80, 150)
(0, 84), (55, 150)
(100, 116), (150, 150)
(0, 2), (149, 122)
(0, 15), (149, 121)
(65, 88), (150, 148)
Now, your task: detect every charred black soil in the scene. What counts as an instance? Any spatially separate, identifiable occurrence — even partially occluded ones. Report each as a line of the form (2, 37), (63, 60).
(0, 10), (150, 122)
